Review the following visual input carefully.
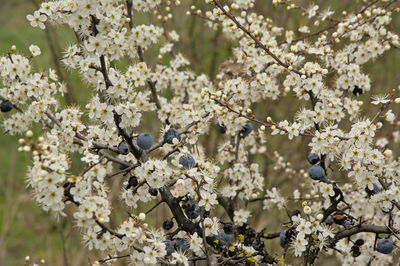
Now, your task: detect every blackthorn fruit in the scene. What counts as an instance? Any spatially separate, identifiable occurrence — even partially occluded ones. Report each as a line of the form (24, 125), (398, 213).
(239, 122), (253, 137)
(308, 165), (325, 180)
(118, 141), (130, 155)
(164, 128), (180, 144)
(137, 133), (153, 150)
(280, 230), (289, 248)
(0, 100), (13, 112)
(307, 153), (320, 165)
(179, 155), (196, 170)
(376, 238), (394, 254)
(163, 219), (174, 230)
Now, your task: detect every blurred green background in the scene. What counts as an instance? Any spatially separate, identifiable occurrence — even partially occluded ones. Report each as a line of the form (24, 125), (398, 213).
(0, 0), (399, 265)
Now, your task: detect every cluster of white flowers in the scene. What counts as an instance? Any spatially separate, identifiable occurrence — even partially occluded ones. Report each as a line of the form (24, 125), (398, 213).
(1, 0), (400, 265)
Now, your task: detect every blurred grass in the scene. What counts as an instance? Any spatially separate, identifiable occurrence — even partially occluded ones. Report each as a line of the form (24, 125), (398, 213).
(0, 0), (399, 265)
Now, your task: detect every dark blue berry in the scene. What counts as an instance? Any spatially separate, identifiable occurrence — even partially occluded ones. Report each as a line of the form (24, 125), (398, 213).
(352, 85), (363, 96)
(179, 155), (196, 170)
(118, 141), (130, 155)
(365, 183), (379, 196)
(245, 228), (256, 240)
(137, 133), (153, 150)
(126, 175), (138, 190)
(308, 165), (325, 180)
(185, 210), (199, 220)
(218, 123), (227, 134)
(223, 223), (234, 235)
(174, 238), (189, 252)
(290, 210), (301, 218)
(280, 230), (289, 248)
(376, 238), (394, 254)
(185, 204), (199, 219)
(163, 128), (180, 144)
(163, 219), (174, 230)
(220, 229), (232, 242)
(351, 245), (361, 257)
(239, 122), (253, 137)
(354, 239), (365, 246)
(324, 215), (334, 225)
(164, 240), (174, 256)
(307, 153), (320, 165)
(0, 100), (13, 112)
(252, 239), (264, 251)
(118, 163), (129, 171)
(182, 197), (195, 210)
(381, 203), (394, 214)
(149, 187), (158, 196)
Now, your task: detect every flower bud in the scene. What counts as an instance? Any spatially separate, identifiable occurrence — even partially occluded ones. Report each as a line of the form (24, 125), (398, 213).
(303, 206), (311, 214)
(138, 213), (146, 221)
(26, 130), (33, 138)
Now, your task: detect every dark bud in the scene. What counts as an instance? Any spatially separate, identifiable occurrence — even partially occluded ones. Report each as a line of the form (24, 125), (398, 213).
(149, 187), (158, 196)
(163, 219), (174, 230)
(0, 100), (13, 112)
(352, 85), (363, 96)
(218, 123), (227, 134)
(354, 239), (365, 246)
(126, 176), (138, 190)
